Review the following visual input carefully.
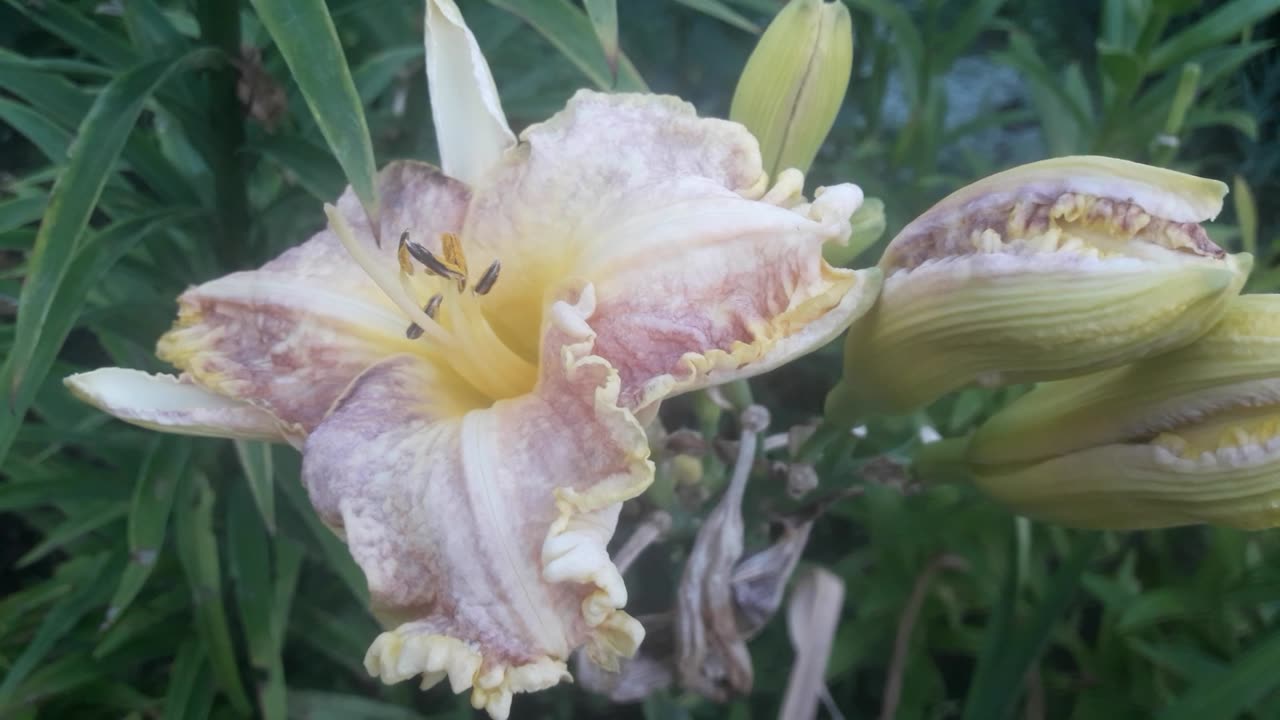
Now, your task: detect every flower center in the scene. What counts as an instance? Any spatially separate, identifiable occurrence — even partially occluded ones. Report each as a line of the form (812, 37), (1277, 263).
(325, 205), (538, 407)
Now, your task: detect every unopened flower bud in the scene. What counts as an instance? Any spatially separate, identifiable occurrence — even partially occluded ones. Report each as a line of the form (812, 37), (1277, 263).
(827, 156), (1252, 420)
(968, 295), (1280, 530)
(730, 0), (853, 178)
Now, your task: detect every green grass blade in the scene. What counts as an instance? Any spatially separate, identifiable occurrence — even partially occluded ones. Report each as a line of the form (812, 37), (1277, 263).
(235, 440), (276, 532)
(488, 0), (649, 91)
(963, 532), (1100, 720)
(175, 474), (253, 715)
(1157, 623), (1280, 720)
(249, 136), (347, 202)
(1147, 0), (1280, 72)
(583, 0), (620, 79)
(162, 640), (209, 720)
(17, 505), (128, 567)
(3, 0), (137, 67)
(4, 49), (218, 466)
(673, 0), (761, 34)
(0, 554), (114, 709)
(248, 0), (382, 239)
(0, 98), (72, 162)
(286, 691), (432, 720)
(0, 196), (48, 235)
(104, 437), (192, 628)
(0, 209), (202, 463)
(227, 481), (274, 669)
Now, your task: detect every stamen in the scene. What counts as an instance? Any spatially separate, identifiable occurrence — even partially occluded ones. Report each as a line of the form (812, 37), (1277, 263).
(397, 231), (415, 276)
(406, 296), (445, 340)
(441, 232), (469, 292)
(324, 204), (452, 346)
(425, 293), (444, 318)
(407, 241), (467, 287)
(474, 260), (501, 296)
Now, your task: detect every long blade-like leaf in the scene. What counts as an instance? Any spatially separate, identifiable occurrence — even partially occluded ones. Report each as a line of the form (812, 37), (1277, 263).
(488, 0), (648, 91)
(4, 49), (217, 467)
(248, 0), (381, 238)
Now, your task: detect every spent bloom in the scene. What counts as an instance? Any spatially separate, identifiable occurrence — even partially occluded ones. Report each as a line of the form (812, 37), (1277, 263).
(64, 0), (880, 716)
(827, 156), (1252, 420)
(967, 294), (1280, 530)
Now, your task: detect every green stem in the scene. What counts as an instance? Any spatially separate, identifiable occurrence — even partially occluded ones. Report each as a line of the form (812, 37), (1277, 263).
(197, 1), (249, 270)
(796, 420), (850, 464)
(911, 437), (973, 486)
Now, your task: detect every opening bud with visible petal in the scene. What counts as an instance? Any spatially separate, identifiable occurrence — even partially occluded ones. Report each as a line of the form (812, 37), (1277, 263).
(730, 0), (853, 179)
(827, 156), (1252, 420)
(966, 294), (1280, 530)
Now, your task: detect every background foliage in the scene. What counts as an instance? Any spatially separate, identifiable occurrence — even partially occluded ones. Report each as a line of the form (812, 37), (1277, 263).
(3, 0), (1280, 718)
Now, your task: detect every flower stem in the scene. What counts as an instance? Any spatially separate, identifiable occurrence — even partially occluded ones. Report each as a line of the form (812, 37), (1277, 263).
(911, 437), (972, 486)
(197, 1), (249, 269)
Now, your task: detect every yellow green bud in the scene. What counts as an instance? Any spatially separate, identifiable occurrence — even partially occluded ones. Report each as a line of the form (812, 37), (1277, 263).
(826, 155), (1252, 421)
(730, 0), (853, 178)
(966, 294), (1280, 530)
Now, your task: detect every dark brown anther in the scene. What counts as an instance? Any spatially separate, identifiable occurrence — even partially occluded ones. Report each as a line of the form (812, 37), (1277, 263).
(405, 322), (424, 340)
(474, 260), (501, 295)
(406, 242), (466, 284)
(424, 293), (444, 318)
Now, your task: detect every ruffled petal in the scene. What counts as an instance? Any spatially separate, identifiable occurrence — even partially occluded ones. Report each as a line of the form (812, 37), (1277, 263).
(461, 91), (879, 407)
(425, 0), (515, 186)
(64, 368), (292, 444)
(157, 161), (470, 434)
(300, 286), (651, 719)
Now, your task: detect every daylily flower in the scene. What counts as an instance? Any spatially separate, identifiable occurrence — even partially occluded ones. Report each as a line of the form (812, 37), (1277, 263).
(826, 156), (1252, 420)
(64, 0), (880, 716)
(966, 294), (1280, 530)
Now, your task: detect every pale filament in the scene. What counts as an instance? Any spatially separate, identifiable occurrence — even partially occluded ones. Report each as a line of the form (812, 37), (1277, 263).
(325, 203), (537, 402)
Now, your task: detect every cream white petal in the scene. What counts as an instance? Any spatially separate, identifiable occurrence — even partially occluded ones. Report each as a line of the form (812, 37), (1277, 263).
(425, 0), (516, 186)
(64, 368), (291, 444)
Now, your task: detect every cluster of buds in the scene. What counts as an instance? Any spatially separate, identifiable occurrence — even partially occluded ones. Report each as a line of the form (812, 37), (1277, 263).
(822, 152), (1280, 530)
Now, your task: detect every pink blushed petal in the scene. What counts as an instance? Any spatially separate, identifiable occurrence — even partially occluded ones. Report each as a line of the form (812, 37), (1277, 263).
(156, 161), (471, 434)
(300, 285), (651, 718)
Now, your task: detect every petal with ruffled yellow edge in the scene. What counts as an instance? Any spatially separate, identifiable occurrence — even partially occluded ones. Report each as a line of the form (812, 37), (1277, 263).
(463, 91), (881, 410)
(301, 285), (651, 719)
(156, 162), (470, 434)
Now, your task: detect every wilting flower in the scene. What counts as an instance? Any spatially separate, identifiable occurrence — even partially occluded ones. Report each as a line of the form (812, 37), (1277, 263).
(966, 294), (1280, 530)
(64, 0), (879, 716)
(730, 0), (854, 179)
(827, 156), (1252, 420)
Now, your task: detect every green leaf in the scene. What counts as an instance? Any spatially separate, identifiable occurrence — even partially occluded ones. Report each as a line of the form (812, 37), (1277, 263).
(227, 481), (274, 668)
(3, 49), (218, 467)
(0, 209), (202, 463)
(963, 532), (1100, 720)
(0, 554), (114, 710)
(583, 0), (620, 79)
(162, 640), (209, 720)
(353, 45), (424, 104)
(235, 440), (276, 532)
(672, 0), (761, 34)
(1157, 623), (1280, 720)
(0, 98), (72, 162)
(1147, 0), (1280, 72)
(488, 0), (649, 92)
(104, 437), (192, 627)
(18, 504), (127, 567)
(935, 0), (1006, 65)
(846, 0), (925, 105)
(0, 196), (48, 235)
(4, 0), (137, 67)
(174, 474), (253, 716)
(287, 691), (432, 720)
(1234, 174), (1258, 256)
(249, 135), (347, 202)
(249, 0), (382, 240)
